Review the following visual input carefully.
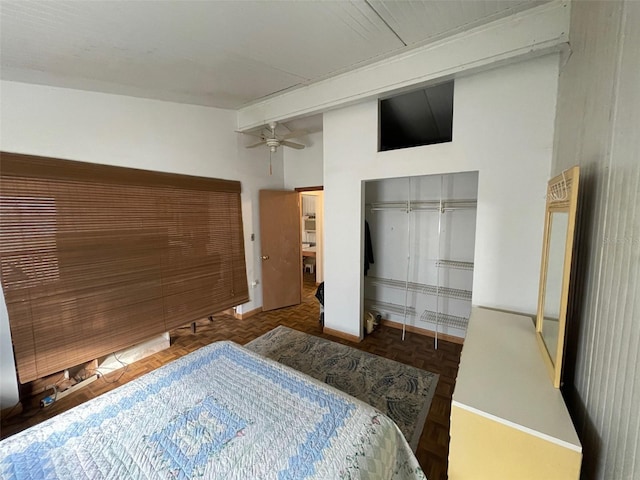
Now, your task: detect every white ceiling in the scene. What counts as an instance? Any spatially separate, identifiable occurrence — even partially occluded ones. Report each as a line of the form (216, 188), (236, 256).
(0, 0), (546, 115)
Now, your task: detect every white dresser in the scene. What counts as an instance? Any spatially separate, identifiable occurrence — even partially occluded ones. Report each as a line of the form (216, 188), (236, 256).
(449, 307), (582, 479)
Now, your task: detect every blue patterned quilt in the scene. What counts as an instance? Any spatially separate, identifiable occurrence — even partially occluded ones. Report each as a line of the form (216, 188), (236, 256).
(0, 341), (425, 479)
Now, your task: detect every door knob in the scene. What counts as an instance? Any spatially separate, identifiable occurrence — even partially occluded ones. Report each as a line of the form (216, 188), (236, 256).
(261, 255), (269, 260)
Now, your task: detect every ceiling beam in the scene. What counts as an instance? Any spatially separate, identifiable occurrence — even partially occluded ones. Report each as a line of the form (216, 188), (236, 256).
(237, 0), (570, 131)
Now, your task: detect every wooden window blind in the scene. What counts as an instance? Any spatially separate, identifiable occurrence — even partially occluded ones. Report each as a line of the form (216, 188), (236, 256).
(0, 152), (249, 383)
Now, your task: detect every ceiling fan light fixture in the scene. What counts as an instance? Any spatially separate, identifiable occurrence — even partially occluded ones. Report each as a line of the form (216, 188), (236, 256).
(266, 138), (280, 152)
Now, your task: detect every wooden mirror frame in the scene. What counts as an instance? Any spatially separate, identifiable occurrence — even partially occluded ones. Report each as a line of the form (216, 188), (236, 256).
(536, 166), (580, 388)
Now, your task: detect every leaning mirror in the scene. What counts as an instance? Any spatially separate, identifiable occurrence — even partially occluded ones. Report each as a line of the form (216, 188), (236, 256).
(536, 166), (580, 388)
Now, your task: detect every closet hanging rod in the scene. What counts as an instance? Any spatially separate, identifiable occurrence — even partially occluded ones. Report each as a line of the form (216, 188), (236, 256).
(414, 199), (477, 211)
(369, 201), (411, 212)
(367, 199), (477, 212)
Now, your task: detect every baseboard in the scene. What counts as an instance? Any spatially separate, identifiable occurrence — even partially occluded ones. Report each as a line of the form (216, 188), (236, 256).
(234, 306), (262, 320)
(322, 326), (362, 343)
(381, 319), (465, 345)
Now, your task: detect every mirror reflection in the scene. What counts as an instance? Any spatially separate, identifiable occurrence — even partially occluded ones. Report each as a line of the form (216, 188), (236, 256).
(541, 212), (569, 364)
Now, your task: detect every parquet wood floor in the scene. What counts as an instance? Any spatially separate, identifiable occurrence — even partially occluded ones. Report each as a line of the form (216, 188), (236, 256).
(1, 275), (462, 480)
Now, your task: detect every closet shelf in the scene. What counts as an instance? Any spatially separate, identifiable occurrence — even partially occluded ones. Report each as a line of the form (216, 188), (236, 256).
(419, 310), (469, 329)
(364, 298), (470, 330)
(367, 199), (477, 212)
(436, 260), (474, 271)
(368, 201), (409, 211)
(364, 299), (416, 317)
(366, 276), (472, 301)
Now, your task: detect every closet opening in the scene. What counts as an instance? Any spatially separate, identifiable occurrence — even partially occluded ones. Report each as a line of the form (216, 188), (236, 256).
(363, 171), (478, 346)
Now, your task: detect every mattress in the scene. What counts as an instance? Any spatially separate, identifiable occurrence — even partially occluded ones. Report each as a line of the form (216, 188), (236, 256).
(0, 341), (426, 479)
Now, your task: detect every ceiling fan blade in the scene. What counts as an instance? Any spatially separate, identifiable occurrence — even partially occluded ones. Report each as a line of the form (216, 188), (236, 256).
(281, 140), (305, 150)
(235, 130), (264, 138)
(246, 140), (266, 148)
(280, 130), (308, 140)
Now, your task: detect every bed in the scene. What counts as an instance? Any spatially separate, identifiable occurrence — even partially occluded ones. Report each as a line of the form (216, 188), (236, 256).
(0, 341), (425, 479)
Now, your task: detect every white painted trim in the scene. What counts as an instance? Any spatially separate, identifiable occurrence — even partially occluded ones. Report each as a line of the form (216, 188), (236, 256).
(452, 400), (582, 453)
(237, 0), (570, 130)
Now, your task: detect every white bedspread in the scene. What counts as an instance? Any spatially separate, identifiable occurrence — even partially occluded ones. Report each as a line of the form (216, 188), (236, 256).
(0, 341), (426, 479)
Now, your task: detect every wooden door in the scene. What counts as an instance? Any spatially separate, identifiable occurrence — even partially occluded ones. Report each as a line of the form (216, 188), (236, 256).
(259, 190), (302, 311)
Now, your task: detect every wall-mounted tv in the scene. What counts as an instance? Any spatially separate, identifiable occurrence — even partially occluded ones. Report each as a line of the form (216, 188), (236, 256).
(379, 81), (454, 151)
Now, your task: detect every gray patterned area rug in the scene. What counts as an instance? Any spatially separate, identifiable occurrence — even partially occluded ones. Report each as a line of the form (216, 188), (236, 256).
(245, 325), (439, 451)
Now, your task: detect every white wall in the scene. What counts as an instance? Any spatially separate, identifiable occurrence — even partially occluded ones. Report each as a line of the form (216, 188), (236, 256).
(550, 1), (640, 479)
(0, 281), (18, 411)
(283, 132), (324, 283)
(0, 80), (284, 407)
(283, 131), (323, 189)
(323, 54), (559, 338)
(235, 137), (285, 313)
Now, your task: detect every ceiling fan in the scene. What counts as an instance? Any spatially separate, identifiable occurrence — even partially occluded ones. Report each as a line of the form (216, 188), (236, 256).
(239, 122), (306, 152)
